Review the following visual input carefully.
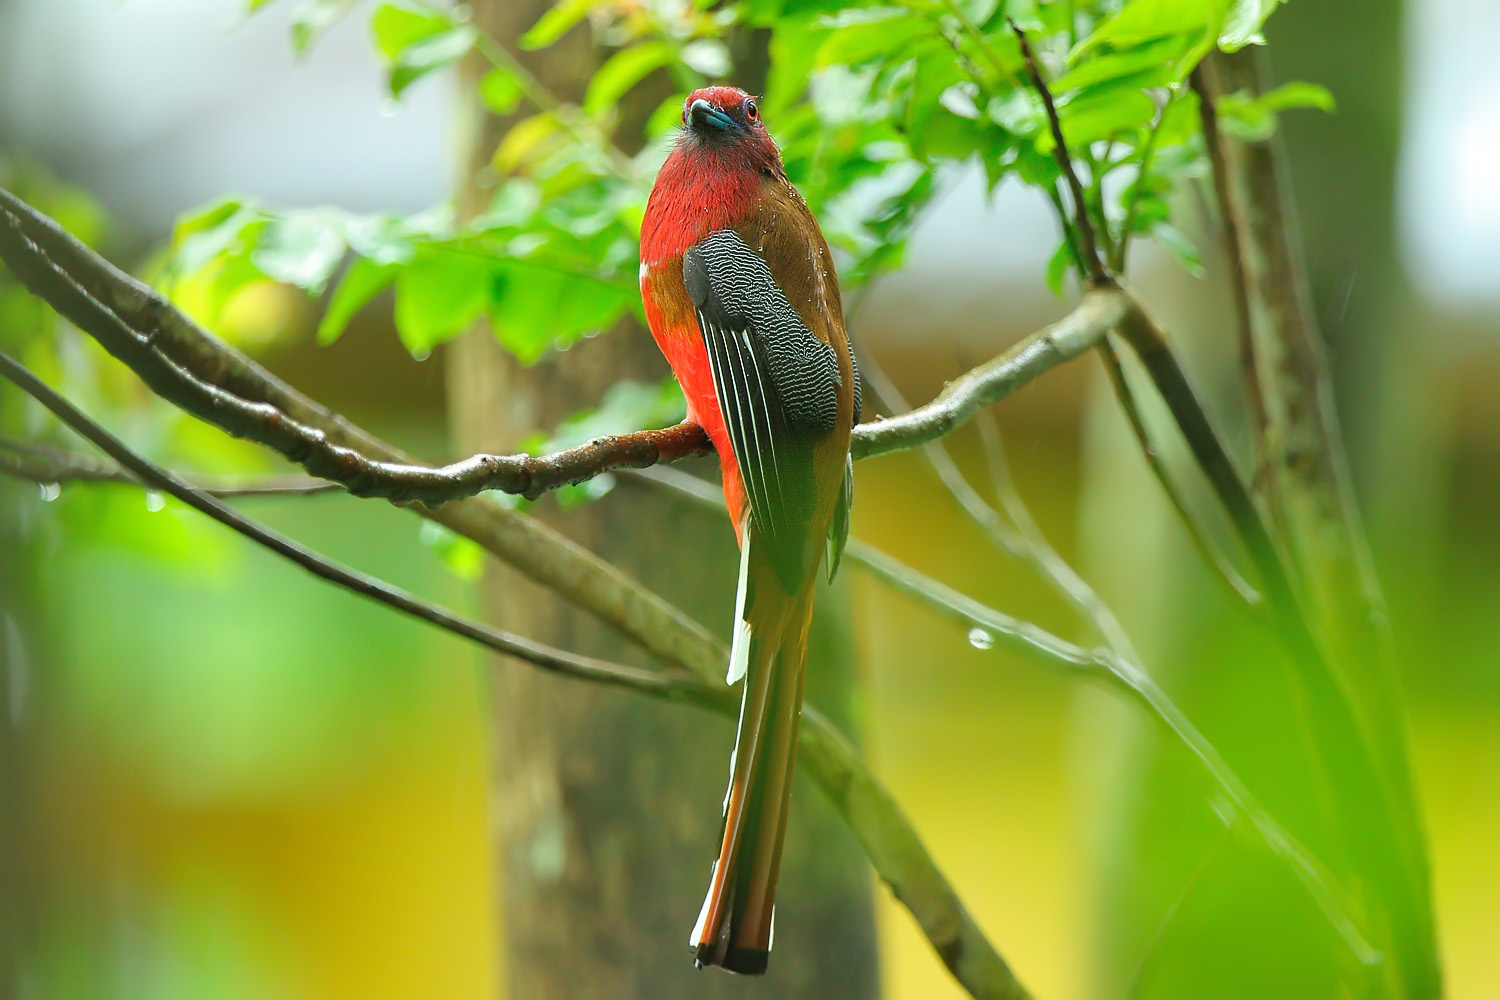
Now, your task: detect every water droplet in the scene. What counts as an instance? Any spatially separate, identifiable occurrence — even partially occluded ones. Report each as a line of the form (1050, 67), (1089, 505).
(451, 4), (472, 22)
(967, 627), (993, 650)
(38, 482), (61, 503)
(410, 347), (431, 362)
(379, 99), (400, 119)
(144, 490), (165, 513)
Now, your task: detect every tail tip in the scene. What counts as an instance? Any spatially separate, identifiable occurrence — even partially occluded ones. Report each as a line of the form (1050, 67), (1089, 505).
(694, 943), (769, 976)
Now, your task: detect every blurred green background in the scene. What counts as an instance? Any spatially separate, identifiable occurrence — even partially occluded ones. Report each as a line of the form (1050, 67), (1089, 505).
(1, 1), (1497, 998)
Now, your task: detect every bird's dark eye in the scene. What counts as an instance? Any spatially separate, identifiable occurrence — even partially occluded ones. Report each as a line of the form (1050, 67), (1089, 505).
(743, 98), (759, 122)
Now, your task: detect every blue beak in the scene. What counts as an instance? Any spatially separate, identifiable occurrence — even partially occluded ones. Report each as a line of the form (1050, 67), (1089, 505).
(688, 98), (738, 131)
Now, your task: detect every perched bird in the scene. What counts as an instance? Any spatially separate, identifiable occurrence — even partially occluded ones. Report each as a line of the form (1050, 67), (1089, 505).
(639, 86), (860, 975)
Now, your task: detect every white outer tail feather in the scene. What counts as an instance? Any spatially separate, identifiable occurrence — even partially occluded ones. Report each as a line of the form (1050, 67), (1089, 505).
(726, 519), (754, 685)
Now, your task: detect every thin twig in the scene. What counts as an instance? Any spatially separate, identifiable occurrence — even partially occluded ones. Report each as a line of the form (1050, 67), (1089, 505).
(0, 351), (716, 707)
(1089, 342), (1263, 608)
(1010, 20), (1107, 285)
(1190, 63), (1265, 436)
(1115, 91), (1174, 273)
(854, 289), (1127, 460)
(1124, 818), (1236, 999)
(0, 437), (340, 497)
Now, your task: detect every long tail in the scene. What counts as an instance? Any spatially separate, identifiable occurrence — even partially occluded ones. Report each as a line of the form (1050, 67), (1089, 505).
(691, 527), (816, 975)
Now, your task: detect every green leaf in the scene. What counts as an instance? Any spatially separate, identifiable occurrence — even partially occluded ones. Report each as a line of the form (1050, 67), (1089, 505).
(584, 43), (673, 119)
(1152, 221), (1204, 276)
(480, 67), (525, 116)
(1054, 88), (1157, 149)
(1052, 36), (1185, 93)
(170, 199), (264, 277)
(987, 89), (1045, 136)
(1217, 82), (1334, 141)
(489, 262), (631, 363)
(520, 0), (593, 51)
(369, 1), (474, 97)
(393, 249), (496, 355)
(369, 1), (450, 62)
(815, 9), (927, 69)
(317, 256), (400, 344)
(1220, 0), (1285, 51)
(540, 378), (686, 453)
(289, 0), (360, 55)
(1072, 0), (1227, 58)
(1259, 81), (1335, 113)
(418, 521), (485, 581)
(1046, 236), (1075, 297)
(341, 213), (418, 267)
(251, 209), (348, 294)
(389, 25), (478, 97)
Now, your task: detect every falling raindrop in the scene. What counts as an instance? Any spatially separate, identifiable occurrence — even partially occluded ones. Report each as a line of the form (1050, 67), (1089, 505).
(967, 627), (993, 650)
(38, 482), (61, 503)
(145, 490), (166, 513)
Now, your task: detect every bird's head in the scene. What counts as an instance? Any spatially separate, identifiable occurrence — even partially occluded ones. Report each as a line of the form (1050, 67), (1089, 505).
(677, 86), (783, 177)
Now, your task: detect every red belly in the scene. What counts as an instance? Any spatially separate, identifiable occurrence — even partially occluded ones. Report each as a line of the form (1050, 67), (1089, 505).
(642, 283), (747, 544)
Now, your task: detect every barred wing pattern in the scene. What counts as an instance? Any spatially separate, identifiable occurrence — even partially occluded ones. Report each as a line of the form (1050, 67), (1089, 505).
(682, 229), (843, 589)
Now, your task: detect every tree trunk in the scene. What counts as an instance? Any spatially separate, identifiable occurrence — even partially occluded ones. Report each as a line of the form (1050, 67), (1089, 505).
(446, 5), (878, 998)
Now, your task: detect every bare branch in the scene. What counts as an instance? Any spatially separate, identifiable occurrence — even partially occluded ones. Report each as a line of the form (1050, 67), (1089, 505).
(1010, 20), (1108, 286)
(854, 289), (1128, 460)
(1089, 344), (1263, 608)
(0, 436), (339, 497)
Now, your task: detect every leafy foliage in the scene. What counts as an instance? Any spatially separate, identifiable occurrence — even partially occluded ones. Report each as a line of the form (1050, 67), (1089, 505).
(210, 0), (1330, 370)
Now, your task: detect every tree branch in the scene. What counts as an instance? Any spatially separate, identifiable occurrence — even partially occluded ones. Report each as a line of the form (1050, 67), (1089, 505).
(0, 351), (1031, 1000)
(0, 351), (715, 706)
(1010, 20), (1108, 286)
(0, 436), (340, 496)
(854, 289), (1128, 459)
(1190, 63), (1266, 438)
